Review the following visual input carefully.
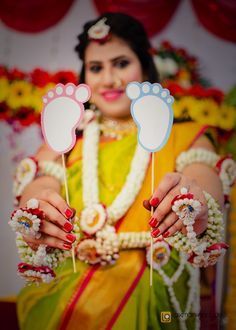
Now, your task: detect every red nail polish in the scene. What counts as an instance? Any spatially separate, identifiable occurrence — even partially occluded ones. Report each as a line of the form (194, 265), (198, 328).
(151, 228), (160, 237)
(63, 243), (72, 250)
(66, 234), (76, 243)
(63, 222), (73, 232)
(163, 231), (170, 238)
(149, 218), (158, 227)
(64, 208), (74, 219)
(150, 198), (159, 207)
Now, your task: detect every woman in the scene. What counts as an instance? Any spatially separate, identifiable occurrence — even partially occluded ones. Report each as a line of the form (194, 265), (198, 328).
(14, 13), (227, 330)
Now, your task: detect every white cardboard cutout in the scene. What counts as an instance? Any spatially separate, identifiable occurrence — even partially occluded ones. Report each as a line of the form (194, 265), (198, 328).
(41, 83), (91, 154)
(126, 82), (174, 152)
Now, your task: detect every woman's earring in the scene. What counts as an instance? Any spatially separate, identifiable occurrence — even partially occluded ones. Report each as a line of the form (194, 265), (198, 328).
(90, 103), (97, 111)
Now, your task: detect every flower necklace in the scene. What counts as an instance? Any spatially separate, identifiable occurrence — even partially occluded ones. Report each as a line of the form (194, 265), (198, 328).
(80, 117), (150, 234)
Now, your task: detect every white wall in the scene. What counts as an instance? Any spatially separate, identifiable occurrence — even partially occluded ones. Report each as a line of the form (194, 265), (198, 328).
(0, 0), (235, 297)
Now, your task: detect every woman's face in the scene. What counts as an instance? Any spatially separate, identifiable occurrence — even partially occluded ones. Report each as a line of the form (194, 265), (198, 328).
(84, 35), (144, 119)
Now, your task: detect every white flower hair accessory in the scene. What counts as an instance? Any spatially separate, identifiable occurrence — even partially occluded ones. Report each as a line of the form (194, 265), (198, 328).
(88, 17), (111, 42)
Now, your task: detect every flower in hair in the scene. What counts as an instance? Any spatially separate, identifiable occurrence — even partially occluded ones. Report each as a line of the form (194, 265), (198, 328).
(88, 18), (110, 42)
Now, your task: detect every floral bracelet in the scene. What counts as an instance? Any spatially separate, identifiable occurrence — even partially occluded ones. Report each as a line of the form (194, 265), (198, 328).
(13, 157), (64, 206)
(166, 190), (228, 267)
(175, 148), (236, 205)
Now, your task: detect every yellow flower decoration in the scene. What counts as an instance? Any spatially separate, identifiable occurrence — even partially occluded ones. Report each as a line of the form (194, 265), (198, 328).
(43, 83), (56, 93)
(189, 99), (220, 126)
(173, 96), (196, 119)
(0, 78), (9, 102)
(218, 105), (236, 130)
(31, 83), (55, 113)
(6, 81), (33, 109)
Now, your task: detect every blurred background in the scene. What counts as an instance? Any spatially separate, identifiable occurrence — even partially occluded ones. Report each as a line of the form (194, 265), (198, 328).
(0, 0), (235, 328)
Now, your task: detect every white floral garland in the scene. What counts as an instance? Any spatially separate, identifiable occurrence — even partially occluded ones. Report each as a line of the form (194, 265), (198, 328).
(156, 253), (200, 330)
(81, 118), (150, 226)
(15, 234), (71, 269)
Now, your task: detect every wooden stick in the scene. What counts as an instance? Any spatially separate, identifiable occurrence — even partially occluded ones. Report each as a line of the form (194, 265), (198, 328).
(150, 152), (155, 286)
(62, 154), (77, 273)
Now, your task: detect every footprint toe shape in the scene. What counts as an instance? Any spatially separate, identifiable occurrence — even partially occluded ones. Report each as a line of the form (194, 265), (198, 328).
(42, 83), (91, 153)
(126, 82), (174, 152)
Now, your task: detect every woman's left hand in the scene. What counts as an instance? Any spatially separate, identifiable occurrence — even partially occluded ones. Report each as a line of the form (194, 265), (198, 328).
(143, 172), (208, 239)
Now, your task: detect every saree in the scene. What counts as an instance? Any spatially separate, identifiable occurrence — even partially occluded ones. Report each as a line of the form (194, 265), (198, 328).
(17, 122), (207, 330)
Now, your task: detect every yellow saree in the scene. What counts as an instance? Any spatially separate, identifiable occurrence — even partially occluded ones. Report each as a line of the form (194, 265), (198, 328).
(17, 122), (207, 330)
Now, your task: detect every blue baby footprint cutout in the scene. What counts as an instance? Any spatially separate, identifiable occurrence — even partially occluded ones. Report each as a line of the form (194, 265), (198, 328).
(126, 82), (174, 152)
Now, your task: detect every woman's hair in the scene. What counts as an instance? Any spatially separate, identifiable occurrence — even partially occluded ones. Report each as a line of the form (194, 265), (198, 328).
(75, 12), (159, 83)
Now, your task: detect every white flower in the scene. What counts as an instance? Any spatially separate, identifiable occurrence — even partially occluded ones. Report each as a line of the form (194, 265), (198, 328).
(76, 239), (101, 265)
(146, 241), (170, 270)
(9, 209), (41, 238)
(80, 203), (107, 235)
(153, 56), (178, 79)
(88, 18), (110, 40)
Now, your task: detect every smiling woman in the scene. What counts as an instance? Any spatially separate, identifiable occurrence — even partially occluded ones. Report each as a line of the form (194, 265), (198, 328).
(13, 12), (233, 330)
(84, 36), (143, 118)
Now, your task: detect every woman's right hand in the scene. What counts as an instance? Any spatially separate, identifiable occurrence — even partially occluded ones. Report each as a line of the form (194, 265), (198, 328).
(21, 188), (76, 251)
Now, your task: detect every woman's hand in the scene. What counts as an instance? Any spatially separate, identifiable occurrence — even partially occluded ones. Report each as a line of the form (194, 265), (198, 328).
(143, 173), (208, 239)
(21, 188), (76, 251)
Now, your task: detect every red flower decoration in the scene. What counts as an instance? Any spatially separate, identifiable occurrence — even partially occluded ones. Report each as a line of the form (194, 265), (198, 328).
(51, 71), (78, 85)
(161, 40), (172, 50)
(204, 88), (224, 104)
(188, 85), (206, 98)
(30, 68), (51, 87)
(8, 68), (26, 81)
(15, 107), (39, 127)
(0, 66), (8, 78)
(0, 102), (10, 120)
(164, 82), (185, 98)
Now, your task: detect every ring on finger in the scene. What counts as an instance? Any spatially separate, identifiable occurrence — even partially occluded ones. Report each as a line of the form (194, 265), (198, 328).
(9, 198), (45, 239)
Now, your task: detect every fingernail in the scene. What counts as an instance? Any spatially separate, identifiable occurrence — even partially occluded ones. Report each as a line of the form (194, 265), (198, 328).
(63, 243), (72, 250)
(149, 218), (158, 227)
(64, 208), (74, 219)
(66, 234), (76, 243)
(151, 228), (160, 237)
(63, 221), (73, 232)
(143, 200), (151, 211)
(150, 198), (159, 207)
(163, 231), (170, 238)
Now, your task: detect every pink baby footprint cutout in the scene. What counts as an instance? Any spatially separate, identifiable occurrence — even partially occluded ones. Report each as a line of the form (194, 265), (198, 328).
(41, 83), (91, 153)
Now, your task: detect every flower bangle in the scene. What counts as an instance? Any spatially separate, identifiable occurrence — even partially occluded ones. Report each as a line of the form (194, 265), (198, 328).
(13, 157), (39, 205)
(175, 148), (236, 205)
(9, 198), (44, 239)
(18, 262), (56, 283)
(13, 157), (65, 206)
(167, 188), (228, 267)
